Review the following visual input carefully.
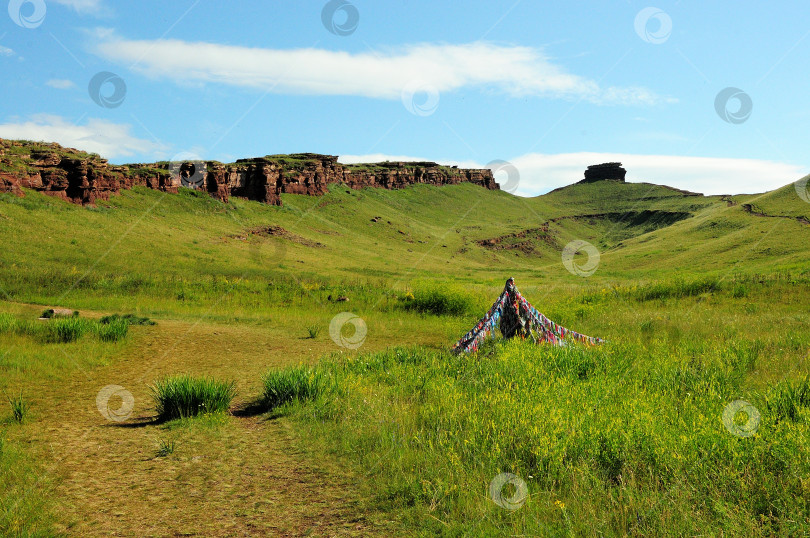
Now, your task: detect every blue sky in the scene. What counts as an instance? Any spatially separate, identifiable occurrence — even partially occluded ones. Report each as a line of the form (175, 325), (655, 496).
(1, 0), (808, 195)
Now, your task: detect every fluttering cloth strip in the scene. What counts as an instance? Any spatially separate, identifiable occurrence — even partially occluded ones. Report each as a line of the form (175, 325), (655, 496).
(451, 277), (604, 354)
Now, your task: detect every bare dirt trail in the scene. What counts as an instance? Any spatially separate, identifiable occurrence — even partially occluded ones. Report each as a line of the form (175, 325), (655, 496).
(22, 317), (391, 536)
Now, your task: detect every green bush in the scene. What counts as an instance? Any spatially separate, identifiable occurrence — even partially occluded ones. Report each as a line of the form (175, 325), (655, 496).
(401, 280), (478, 316)
(100, 313), (155, 326)
(261, 365), (326, 411)
(150, 375), (236, 421)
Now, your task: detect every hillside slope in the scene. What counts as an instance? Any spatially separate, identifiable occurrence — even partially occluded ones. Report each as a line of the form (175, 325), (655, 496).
(1, 170), (809, 311)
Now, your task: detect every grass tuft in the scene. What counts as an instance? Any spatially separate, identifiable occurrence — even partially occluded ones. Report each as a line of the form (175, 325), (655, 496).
(155, 438), (175, 457)
(306, 324), (321, 339)
(44, 317), (92, 343)
(401, 280), (479, 316)
(766, 376), (810, 423)
(261, 365), (326, 411)
(150, 374), (236, 421)
(94, 318), (129, 342)
(5, 391), (30, 424)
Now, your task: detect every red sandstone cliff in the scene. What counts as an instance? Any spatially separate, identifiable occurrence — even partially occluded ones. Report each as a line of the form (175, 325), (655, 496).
(0, 139), (498, 206)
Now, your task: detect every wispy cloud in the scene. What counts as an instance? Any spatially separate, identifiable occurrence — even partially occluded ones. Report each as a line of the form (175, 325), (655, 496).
(340, 152), (807, 196)
(45, 79), (76, 90)
(92, 33), (674, 106)
(0, 114), (165, 160)
(0, 45), (15, 57)
(53, 0), (107, 16)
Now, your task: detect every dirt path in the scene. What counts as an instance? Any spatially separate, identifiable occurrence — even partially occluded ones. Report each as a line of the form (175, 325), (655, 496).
(21, 317), (389, 536)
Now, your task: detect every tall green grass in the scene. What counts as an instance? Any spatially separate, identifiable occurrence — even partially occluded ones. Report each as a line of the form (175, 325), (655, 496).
(44, 317), (92, 343)
(95, 318), (129, 342)
(5, 392), (30, 424)
(401, 280), (481, 316)
(280, 342), (810, 536)
(261, 365), (327, 411)
(0, 312), (129, 343)
(0, 433), (56, 535)
(150, 375), (236, 421)
(766, 376), (810, 423)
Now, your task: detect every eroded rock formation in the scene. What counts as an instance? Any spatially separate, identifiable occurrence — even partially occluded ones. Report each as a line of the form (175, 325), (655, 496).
(0, 139), (498, 206)
(581, 162), (627, 183)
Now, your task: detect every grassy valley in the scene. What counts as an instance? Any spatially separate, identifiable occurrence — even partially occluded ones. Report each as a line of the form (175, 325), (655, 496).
(1, 175), (809, 536)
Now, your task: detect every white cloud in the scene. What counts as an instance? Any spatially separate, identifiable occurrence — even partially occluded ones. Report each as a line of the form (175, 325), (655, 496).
(53, 0), (106, 15)
(340, 152), (807, 196)
(0, 45), (15, 57)
(93, 34), (673, 105)
(0, 114), (165, 160)
(45, 79), (76, 89)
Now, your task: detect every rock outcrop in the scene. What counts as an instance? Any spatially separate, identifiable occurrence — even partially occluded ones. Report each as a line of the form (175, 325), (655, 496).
(0, 139), (498, 206)
(580, 162), (627, 183)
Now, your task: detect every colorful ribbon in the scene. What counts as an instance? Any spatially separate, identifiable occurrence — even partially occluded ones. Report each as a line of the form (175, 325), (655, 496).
(451, 278), (604, 353)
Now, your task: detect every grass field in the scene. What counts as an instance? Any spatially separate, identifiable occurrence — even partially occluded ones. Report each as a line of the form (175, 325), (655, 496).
(1, 177), (809, 536)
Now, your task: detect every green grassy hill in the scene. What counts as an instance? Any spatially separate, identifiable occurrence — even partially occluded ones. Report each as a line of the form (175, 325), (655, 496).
(1, 175), (807, 306)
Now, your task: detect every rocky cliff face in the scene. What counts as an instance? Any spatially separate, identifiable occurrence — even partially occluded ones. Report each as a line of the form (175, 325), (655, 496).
(0, 140), (498, 206)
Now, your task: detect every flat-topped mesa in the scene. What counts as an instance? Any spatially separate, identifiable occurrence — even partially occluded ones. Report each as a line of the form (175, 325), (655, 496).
(0, 140), (498, 206)
(581, 162), (627, 183)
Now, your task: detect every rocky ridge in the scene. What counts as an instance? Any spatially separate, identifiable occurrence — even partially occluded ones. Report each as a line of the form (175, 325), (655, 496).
(0, 139), (498, 206)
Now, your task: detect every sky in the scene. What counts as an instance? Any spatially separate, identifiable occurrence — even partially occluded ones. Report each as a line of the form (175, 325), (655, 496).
(1, 0), (808, 196)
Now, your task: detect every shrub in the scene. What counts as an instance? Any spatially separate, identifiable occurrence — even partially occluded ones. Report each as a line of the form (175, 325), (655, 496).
(150, 375), (236, 421)
(261, 365), (326, 411)
(100, 313), (155, 326)
(402, 280), (478, 316)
